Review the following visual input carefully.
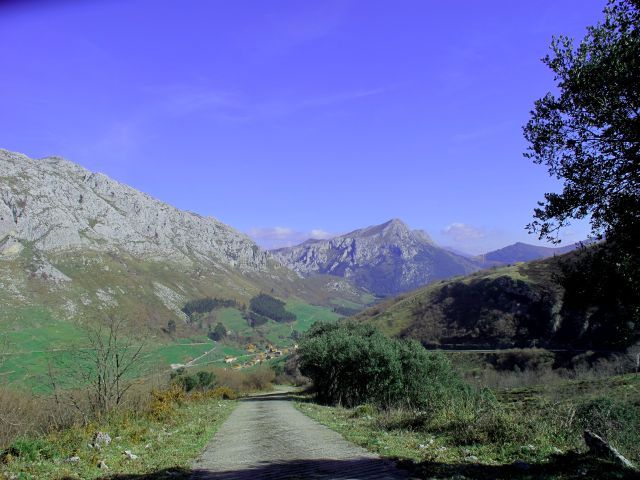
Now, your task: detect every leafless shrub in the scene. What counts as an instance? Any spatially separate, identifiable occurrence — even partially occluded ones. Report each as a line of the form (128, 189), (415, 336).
(73, 315), (146, 418)
(0, 388), (40, 448)
(211, 365), (274, 393)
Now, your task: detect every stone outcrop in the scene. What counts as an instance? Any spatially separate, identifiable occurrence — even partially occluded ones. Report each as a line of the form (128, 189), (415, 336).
(0, 149), (270, 272)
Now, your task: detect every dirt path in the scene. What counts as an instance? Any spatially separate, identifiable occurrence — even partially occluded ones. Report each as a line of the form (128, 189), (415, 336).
(191, 388), (409, 479)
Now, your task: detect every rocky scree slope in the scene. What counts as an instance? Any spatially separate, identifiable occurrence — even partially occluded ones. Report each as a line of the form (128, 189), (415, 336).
(272, 219), (480, 297)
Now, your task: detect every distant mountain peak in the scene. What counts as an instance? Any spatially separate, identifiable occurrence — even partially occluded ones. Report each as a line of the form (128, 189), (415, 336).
(352, 218), (409, 238)
(480, 241), (583, 265)
(273, 218), (478, 296)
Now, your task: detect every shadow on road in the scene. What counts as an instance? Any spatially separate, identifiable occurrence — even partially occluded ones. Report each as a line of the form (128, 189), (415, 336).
(239, 392), (293, 403)
(97, 453), (638, 480)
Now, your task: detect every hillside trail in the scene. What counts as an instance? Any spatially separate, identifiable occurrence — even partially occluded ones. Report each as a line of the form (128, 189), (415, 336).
(191, 386), (411, 479)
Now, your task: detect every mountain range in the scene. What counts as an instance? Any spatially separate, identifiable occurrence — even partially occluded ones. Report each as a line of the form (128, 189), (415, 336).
(272, 219), (480, 296)
(0, 146), (589, 324)
(273, 220), (584, 297)
(0, 149), (367, 337)
(479, 241), (586, 265)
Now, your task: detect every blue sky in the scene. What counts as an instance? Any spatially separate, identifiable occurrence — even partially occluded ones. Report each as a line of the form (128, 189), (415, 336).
(0, 1), (603, 253)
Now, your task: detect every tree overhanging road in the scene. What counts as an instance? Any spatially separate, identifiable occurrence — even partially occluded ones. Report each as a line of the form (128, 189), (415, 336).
(191, 388), (409, 480)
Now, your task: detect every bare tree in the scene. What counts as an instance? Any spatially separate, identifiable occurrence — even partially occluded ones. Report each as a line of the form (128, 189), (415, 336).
(76, 315), (146, 417)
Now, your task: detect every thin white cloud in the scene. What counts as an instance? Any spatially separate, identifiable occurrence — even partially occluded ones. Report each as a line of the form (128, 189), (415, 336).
(310, 229), (332, 239)
(143, 83), (392, 124)
(441, 222), (487, 242)
(247, 226), (333, 249)
(451, 121), (515, 142)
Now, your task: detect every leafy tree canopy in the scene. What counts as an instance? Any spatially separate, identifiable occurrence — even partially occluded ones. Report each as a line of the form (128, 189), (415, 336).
(208, 322), (227, 342)
(182, 297), (237, 318)
(298, 321), (466, 408)
(249, 293), (296, 323)
(524, 0), (639, 243)
(525, 0), (639, 343)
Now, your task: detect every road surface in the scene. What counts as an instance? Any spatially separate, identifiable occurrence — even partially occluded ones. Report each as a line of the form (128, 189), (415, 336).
(191, 388), (409, 479)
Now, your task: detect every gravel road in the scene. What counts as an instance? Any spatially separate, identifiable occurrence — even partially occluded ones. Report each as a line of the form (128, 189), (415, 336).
(191, 388), (409, 479)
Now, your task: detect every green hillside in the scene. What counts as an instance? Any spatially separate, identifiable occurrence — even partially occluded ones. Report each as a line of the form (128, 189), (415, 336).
(355, 250), (637, 351)
(0, 247), (366, 391)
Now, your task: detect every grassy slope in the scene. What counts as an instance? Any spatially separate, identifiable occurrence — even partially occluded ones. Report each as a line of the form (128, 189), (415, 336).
(353, 257), (562, 341)
(296, 374), (640, 480)
(0, 245), (363, 391)
(1, 397), (237, 479)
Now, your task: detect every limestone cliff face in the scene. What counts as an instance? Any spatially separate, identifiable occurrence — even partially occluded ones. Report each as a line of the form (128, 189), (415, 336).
(272, 219), (480, 296)
(0, 149), (270, 272)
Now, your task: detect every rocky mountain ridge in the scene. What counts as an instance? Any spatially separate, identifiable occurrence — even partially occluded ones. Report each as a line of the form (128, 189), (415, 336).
(0, 149), (271, 273)
(272, 218), (480, 296)
(0, 149), (369, 335)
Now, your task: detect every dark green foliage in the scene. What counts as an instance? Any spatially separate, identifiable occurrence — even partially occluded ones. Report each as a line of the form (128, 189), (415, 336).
(245, 311), (270, 327)
(403, 275), (557, 349)
(557, 244), (639, 348)
(524, 0), (640, 339)
(249, 293), (296, 323)
(196, 370), (215, 389)
(182, 297), (237, 318)
(3, 438), (58, 461)
(179, 375), (198, 392)
(298, 322), (466, 408)
(523, 0), (639, 243)
(208, 322), (227, 341)
(486, 349), (555, 372)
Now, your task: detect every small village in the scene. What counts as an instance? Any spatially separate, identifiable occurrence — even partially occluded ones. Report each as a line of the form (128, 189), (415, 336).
(223, 343), (298, 370)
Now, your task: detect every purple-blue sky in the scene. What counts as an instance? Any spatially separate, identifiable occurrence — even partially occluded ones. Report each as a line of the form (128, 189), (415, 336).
(1, 1), (603, 253)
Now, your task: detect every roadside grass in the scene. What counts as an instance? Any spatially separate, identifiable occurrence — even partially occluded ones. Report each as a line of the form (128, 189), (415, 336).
(0, 395), (236, 479)
(295, 374), (640, 480)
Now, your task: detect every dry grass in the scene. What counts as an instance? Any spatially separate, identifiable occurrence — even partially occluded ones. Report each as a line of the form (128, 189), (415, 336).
(212, 365), (275, 393)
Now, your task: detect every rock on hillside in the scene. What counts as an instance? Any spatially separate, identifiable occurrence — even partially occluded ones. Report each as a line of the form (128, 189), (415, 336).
(272, 219), (480, 297)
(0, 149), (269, 271)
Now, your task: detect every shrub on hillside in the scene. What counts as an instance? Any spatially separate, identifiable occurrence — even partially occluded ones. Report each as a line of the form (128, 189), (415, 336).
(208, 322), (227, 341)
(208, 386), (238, 400)
(298, 322), (467, 409)
(171, 369), (217, 392)
(148, 385), (186, 420)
